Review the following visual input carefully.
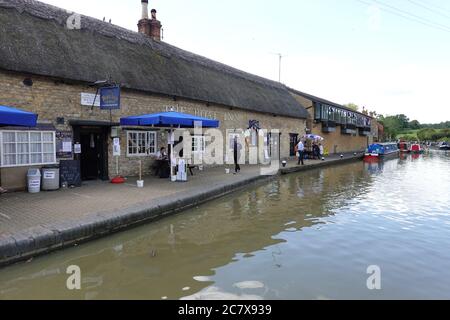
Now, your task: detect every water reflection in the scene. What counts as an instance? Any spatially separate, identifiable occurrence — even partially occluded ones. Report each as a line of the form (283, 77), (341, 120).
(1, 152), (449, 300)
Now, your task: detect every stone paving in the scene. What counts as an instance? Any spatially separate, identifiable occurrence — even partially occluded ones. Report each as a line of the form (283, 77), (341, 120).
(0, 152), (363, 266)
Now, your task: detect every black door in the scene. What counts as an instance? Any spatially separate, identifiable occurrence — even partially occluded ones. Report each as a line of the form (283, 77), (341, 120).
(74, 126), (108, 181)
(290, 134), (299, 157)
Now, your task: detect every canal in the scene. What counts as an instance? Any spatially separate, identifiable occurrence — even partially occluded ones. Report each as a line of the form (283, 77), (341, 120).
(0, 152), (449, 300)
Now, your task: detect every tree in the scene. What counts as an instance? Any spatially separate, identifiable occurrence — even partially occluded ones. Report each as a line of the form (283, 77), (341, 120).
(409, 120), (421, 130)
(383, 116), (402, 140)
(344, 103), (359, 111)
(417, 128), (437, 141)
(394, 114), (410, 129)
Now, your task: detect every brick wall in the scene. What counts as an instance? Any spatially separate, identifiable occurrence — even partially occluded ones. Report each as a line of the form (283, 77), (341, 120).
(0, 71), (306, 189)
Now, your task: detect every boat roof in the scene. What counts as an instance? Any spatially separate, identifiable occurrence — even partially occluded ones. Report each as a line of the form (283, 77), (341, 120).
(370, 142), (397, 146)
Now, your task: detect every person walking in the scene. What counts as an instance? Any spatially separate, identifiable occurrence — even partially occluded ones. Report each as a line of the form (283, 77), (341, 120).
(233, 136), (242, 174)
(297, 139), (305, 165)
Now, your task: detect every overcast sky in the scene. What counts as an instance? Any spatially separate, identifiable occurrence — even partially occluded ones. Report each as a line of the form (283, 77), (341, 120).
(40, 0), (450, 123)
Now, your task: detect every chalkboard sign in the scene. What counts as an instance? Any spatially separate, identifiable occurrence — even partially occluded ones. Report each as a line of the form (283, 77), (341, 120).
(59, 160), (82, 187)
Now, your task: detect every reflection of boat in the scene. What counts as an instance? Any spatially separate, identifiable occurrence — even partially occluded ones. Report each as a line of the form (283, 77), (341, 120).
(409, 144), (424, 154)
(364, 143), (399, 161)
(398, 141), (410, 153)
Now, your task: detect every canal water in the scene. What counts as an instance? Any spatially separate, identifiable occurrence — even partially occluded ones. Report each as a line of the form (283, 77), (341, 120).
(0, 152), (449, 300)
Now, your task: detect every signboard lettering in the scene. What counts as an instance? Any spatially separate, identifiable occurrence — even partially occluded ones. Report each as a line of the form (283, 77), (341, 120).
(100, 86), (121, 110)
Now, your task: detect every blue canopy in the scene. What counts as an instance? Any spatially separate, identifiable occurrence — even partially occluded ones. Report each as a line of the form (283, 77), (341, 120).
(0, 105), (38, 127)
(120, 111), (219, 128)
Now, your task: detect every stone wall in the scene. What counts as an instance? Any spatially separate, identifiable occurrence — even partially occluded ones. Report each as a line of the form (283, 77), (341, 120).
(0, 70), (306, 189)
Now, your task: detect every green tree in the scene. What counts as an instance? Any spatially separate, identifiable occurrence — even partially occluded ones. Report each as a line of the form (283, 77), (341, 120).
(396, 114), (410, 129)
(409, 120), (421, 130)
(382, 116), (403, 140)
(417, 128), (437, 141)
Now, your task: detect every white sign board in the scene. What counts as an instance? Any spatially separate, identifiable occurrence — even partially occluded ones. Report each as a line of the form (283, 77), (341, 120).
(113, 138), (121, 156)
(44, 171), (55, 179)
(74, 143), (82, 154)
(62, 141), (73, 153)
(81, 93), (100, 107)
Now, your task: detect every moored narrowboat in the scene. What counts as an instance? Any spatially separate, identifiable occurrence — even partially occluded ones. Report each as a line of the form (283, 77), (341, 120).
(409, 144), (424, 154)
(364, 143), (400, 161)
(439, 142), (450, 151)
(398, 141), (410, 153)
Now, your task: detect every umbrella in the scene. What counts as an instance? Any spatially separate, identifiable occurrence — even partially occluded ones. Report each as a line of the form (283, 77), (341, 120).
(304, 134), (324, 141)
(120, 111), (219, 128)
(0, 105), (38, 127)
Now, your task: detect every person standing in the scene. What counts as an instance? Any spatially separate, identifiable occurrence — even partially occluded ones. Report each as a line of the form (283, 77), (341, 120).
(233, 136), (241, 174)
(297, 139), (305, 165)
(319, 143), (324, 159)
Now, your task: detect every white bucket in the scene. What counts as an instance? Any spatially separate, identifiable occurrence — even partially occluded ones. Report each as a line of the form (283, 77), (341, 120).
(171, 175), (177, 182)
(137, 180), (144, 188)
(225, 168), (230, 174)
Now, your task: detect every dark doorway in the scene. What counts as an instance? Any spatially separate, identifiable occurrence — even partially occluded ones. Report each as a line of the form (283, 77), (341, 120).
(73, 126), (109, 181)
(290, 133), (299, 157)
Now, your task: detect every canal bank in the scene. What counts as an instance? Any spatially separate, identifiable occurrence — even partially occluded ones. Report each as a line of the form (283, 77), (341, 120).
(0, 153), (363, 267)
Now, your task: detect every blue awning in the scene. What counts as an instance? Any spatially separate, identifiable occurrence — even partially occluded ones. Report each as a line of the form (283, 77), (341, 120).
(0, 105), (38, 127)
(120, 111), (219, 128)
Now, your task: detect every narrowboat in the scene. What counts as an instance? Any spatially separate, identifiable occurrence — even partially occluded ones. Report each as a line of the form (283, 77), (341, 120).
(398, 141), (410, 153)
(364, 143), (400, 161)
(409, 143), (424, 154)
(439, 142), (450, 151)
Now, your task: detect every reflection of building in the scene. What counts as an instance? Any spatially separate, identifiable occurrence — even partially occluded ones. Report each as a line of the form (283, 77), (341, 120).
(0, 1), (309, 190)
(289, 89), (375, 154)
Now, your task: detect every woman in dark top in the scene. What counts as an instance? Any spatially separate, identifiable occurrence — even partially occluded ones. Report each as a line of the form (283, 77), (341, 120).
(233, 137), (242, 174)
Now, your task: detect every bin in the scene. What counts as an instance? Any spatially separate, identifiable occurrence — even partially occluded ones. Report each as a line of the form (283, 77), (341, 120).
(27, 169), (41, 193)
(42, 167), (60, 191)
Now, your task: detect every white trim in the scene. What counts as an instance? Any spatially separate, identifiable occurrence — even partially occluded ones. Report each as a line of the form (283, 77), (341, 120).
(192, 135), (206, 154)
(126, 130), (157, 157)
(0, 130), (56, 168)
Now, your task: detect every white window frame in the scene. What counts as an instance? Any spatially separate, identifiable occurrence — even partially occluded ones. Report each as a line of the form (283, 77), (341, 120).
(126, 131), (157, 157)
(0, 130), (56, 168)
(192, 135), (206, 154)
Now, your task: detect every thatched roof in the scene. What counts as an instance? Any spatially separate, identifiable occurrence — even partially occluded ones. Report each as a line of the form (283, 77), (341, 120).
(0, 0), (309, 119)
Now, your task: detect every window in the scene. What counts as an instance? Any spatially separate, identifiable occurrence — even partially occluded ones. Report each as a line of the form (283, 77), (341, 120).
(127, 131), (157, 156)
(314, 103), (322, 120)
(0, 131), (56, 167)
(192, 135), (206, 153)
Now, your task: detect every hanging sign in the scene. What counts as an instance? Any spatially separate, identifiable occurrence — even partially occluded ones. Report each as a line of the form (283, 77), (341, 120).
(100, 86), (121, 110)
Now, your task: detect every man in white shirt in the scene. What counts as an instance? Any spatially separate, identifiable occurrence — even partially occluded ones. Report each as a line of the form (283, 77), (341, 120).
(297, 140), (305, 165)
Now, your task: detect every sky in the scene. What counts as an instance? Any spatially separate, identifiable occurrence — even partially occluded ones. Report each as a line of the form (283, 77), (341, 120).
(39, 0), (450, 123)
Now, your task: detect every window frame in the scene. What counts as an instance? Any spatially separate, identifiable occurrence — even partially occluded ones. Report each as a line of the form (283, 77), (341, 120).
(126, 130), (157, 157)
(192, 135), (206, 154)
(0, 130), (56, 168)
